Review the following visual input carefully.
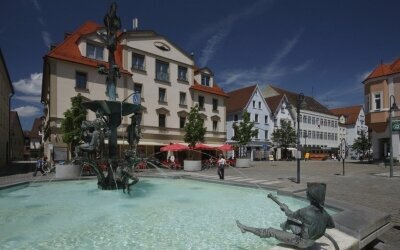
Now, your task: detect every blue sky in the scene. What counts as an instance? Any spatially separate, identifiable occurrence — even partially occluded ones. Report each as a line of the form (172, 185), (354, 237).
(2, 0), (400, 130)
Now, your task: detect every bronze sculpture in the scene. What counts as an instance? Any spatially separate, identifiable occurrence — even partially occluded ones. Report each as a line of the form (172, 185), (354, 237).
(236, 183), (338, 249)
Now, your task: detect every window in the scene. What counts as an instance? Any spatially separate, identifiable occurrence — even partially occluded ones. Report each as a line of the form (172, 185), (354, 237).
(253, 101), (256, 108)
(316, 118), (320, 127)
(86, 43), (103, 60)
(281, 106), (285, 113)
(213, 121), (218, 131)
(199, 96), (205, 109)
(159, 88), (166, 102)
(179, 92), (186, 105)
(134, 83), (142, 94)
(258, 102), (261, 109)
(303, 115), (307, 123)
(212, 98), (218, 111)
(255, 114), (259, 123)
(156, 60), (169, 81)
(373, 93), (381, 111)
(312, 117), (315, 125)
(201, 74), (210, 86)
(312, 131), (316, 139)
(75, 72), (87, 89)
(132, 53), (145, 71)
(234, 114), (238, 121)
(308, 131), (312, 139)
(303, 130), (307, 138)
(264, 115), (268, 124)
(307, 116), (311, 124)
(265, 130), (269, 140)
(178, 66), (188, 81)
(180, 116), (186, 129)
(159, 114), (166, 128)
(327, 120), (331, 127)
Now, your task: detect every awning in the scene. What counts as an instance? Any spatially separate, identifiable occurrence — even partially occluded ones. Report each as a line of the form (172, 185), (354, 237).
(104, 139), (166, 146)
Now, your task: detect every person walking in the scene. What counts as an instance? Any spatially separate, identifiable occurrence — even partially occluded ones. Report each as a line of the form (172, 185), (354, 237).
(33, 156), (48, 177)
(217, 154), (226, 180)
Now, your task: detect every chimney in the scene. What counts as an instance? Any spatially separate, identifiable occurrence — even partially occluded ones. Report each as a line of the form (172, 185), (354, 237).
(133, 18), (139, 30)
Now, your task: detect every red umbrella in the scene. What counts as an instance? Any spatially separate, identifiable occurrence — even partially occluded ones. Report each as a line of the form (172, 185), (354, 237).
(194, 143), (216, 150)
(217, 144), (234, 151)
(160, 143), (189, 152)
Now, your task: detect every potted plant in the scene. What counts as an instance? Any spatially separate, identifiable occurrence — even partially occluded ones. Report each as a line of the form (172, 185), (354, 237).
(183, 105), (206, 171)
(232, 111), (258, 168)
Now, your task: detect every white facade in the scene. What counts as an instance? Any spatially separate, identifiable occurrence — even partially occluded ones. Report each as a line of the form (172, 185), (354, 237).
(226, 85), (273, 147)
(272, 96), (295, 132)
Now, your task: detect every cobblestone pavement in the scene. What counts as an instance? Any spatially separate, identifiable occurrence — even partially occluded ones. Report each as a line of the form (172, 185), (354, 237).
(1, 160), (399, 249)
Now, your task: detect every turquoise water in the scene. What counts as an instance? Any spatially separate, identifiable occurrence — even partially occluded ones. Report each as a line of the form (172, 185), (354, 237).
(0, 178), (329, 249)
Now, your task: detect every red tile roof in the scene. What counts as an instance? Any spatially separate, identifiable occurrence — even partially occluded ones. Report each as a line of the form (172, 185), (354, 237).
(365, 58), (400, 81)
(265, 94), (284, 114)
(190, 80), (228, 98)
(226, 85), (257, 113)
(269, 85), (334, 115)
(330, 105), (362, 125)
(46, 21), (131, 75)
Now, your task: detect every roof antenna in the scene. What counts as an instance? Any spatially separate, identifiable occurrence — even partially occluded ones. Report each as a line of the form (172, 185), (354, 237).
(311, 86), (314, 98)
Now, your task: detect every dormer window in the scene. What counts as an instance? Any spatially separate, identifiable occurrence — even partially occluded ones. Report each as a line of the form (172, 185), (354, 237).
(86, 43), (103, 60)
(201, 74), (210, 86)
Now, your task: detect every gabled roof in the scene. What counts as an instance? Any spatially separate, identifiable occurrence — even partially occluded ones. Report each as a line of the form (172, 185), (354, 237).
(30, 118), (43, 140)
(330, 105), (363, 125)
(364, 57), (400, 82)
(226, 85), (257, 113)
(269, 85), (334, 116)
(0, 49), (14, 94)
(45, 21), (131, 75)
(190, 80), (228, 97)
(265, 94), (284, 114)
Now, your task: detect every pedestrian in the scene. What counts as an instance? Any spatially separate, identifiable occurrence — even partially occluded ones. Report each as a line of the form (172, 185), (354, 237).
(217, 154), (226, 180)
(33, 156), (48, 177)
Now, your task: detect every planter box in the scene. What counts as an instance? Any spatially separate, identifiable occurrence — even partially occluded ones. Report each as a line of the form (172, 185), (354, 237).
(55, 164), (82, 179)
(184, 160), (202, 172)
(235, 158), (252, 168)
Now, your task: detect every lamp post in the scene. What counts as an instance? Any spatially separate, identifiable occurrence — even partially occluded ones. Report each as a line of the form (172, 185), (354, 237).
(296, 93), (305, 184)
(389, 95), (398, 178)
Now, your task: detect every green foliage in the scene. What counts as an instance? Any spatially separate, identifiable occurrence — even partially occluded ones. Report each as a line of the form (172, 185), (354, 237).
(271, 120), (296, 149)
(231, 111), (258, 146)
(184, 105), (206, 148)
(61, 94), (87, 149)
(352, 131), (371, 160)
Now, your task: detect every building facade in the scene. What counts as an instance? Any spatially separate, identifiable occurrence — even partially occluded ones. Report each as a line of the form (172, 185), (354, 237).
(9, 111), (24, 161)
(41, 21), (227, 159)
(264, 85), (340, 151)
(330, 105), (368, 158)
(363, 58), (400, 160)
(226, 85), (273, 150)
(0, 49), (14, 171)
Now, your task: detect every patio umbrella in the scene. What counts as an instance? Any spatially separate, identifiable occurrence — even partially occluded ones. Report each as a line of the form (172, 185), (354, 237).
(194, 143), (216, 150)
(160, 143), (189, 152)
(217, 144), (234, 151)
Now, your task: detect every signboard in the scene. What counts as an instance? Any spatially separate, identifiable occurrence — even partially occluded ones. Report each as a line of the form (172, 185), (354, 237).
(132, 92), (141, 105)
(340, 139), (346, 159)
(392, 120), (400, 131)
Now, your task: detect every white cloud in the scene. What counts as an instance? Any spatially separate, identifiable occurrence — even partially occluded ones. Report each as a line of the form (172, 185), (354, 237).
(30, 0), (41, 11)
(219, 30), (305, 88)
(194, 0), (272, 66)
(13, 95), (41, 103)
(12, 106), (41, 117)
(294, 59), (313, 72)
(41, 31), (52, 49)
(13, 73), (42, 96)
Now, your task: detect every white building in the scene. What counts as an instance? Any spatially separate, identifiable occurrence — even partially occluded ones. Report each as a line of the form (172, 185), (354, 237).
(226, 85), (273, 150)
(41, 21), (228, 159)
(265, 94), (295, 131)
(264, 85), (340, 151)
(330, 105), (368, 158)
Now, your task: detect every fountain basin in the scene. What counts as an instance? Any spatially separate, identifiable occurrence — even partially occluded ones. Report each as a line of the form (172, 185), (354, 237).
(183, 160), (202, 171)
(55, 164), (82, 179)
(0, 178), (337, 249)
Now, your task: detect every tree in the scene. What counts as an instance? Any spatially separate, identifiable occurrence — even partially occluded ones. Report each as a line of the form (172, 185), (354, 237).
(184, 105), (206, 158)
(61, 94), (87, 159)
(271, 120), (296, 159)
(232, 111), (258, 158)
(352, 131), (371, 161)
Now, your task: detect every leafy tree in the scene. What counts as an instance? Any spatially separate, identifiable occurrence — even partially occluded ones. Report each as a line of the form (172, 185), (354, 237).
(271, 120), (296, 159)
(184, 105), (206, 159)
(232, 111), (258, 158)
(352, 131), (371, 161)
(61, 94), (87, 159)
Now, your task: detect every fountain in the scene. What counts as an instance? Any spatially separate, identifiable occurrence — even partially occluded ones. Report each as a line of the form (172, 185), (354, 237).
(73, 2), (142, 192)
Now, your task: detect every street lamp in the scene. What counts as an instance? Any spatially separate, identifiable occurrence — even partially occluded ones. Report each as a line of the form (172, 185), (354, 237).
(296, 93), (305, 183)
(389, 95), (398, 178)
